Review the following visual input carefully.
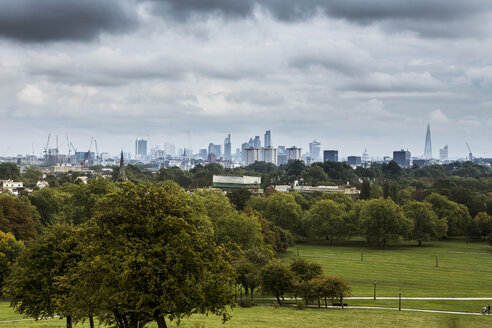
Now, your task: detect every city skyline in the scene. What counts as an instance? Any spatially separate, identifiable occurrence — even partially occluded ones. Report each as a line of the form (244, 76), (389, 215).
(0, 126), (481, 161)
(1, 1), (492, 158)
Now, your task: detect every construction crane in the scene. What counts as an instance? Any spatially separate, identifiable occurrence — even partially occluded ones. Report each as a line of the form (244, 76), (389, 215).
(466, 142), (473, 162)
(81, 137), (94, 167)
(43, 133), (51, 157)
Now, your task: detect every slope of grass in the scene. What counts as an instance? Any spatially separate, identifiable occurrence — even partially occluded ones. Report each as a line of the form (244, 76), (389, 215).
(282, 239), (492, 298)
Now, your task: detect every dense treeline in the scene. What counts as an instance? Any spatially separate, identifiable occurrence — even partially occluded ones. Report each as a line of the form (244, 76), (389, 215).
(0, 160), (492, 327)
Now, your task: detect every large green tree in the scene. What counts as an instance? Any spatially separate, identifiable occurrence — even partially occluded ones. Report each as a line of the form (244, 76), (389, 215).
(248, 193), (302, 233)
(302, 199), (346, 244)
(425, 193), (471, 236)
(260, 261), (294, 305)
(360, 198), (413, 248)
(403, 201), (447, 246)
(71, 182), (236, 328)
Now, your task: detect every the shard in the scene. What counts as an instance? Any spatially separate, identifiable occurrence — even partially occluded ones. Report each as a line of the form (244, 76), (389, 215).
(424, 123), (432, 159)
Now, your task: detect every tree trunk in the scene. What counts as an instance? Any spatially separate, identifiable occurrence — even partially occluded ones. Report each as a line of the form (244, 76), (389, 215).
(318, 297), (320, 308)
(66, 316), (72, 328)
(251, 288), (254, 302)
(341, 295), (344, 309)
(324, 297), (327, 308)
(276, 294), (282, 306)
(155, 315), (167, 328)
(418, 240), (422, 246)
(89, 316), (95, 328)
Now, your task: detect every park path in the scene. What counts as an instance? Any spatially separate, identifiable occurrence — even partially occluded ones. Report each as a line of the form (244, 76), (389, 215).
(305, 304), (488, 316)
(347, 297), (492, 300)
(256, 297), (492, 301)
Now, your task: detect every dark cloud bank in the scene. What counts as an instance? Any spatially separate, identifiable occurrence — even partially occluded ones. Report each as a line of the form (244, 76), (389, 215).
(1, 0), (491, 43)
(0, 0), (137, 42)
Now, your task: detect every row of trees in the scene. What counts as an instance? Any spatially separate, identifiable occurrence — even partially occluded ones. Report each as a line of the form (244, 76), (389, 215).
(234, 254), (351, 308)
(246, 190), (492, 247)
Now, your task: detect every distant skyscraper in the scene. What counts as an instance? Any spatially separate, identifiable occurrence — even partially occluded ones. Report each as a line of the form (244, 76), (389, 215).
(208, 143), (215, 157)
(199, 149), (207, 160)
(439, 145), (448, 162)
(253, 136), (261, 149)
(424, 123), (432, 159)
(214, 145), (222, 159)
(323, 150), (338, 162)
(244, 147), (260, 166)
(224, 134), (232, 161)
(309, 140), (321, 162)
(264, 130), (272, 148)
(135, 139), (147, 157)
(287, 147), (302, 161)
(393, 149), (411, 167)
(347, 156), (362, 166)
(263, 147), (277, 165)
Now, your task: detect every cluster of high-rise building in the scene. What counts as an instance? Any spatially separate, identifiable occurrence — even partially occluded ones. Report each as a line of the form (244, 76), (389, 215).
(2, 124), (489, 172)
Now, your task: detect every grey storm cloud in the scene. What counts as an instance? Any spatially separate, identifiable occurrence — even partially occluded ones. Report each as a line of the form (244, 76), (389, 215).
(146, 0), (492, 37)
(146, 0), (491, 21)
(0, 0), (138, 42)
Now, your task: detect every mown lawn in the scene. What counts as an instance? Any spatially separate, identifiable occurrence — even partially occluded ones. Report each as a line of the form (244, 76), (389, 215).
(1, 304), (491, 328)
(281, 238), (492, 299)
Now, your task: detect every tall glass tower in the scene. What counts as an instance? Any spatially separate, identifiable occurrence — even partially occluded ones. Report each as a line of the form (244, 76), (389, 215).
(424, 123), (432, 159)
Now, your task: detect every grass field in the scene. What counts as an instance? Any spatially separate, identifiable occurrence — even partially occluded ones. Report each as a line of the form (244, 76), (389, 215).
(281, 238), (492, 300)
(1, 304), (491, 328)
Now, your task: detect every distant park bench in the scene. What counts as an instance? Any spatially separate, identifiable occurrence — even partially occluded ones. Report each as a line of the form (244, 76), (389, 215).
(331, 303), (348, 307)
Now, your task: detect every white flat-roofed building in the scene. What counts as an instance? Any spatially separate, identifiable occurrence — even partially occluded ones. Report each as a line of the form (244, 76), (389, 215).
(212, 175), (262, 195)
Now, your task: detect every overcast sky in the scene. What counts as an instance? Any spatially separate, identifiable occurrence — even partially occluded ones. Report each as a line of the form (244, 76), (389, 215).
(1, 0), (492, 159)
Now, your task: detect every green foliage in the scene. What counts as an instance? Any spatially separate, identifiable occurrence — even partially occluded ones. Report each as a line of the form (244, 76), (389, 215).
(425, 193), (471, 236)
(0, 194), (38, 240)
(60, 178), (116, 225)
(319, 161), (358, 184)
(5, 224), (78, 323)
(0, 163), (21, 180)
(381, 161), (403, 179)
(301, 165), (328, 186)
(403, 201), (447, 246)
(302, 199), (346, 243)
(227, 188), (253, 211)
(260, 261), (294, 305)
(359, 180), (371, 200)
(359, 198), (413, 248)
(28, 187), (71, 226)
(283, 160), (306, 184)
(467, 212), (492, 239)
(289, 258), (323, 282)
(22, 167), (43, 188)
(71, 183), (236, 328)
(0, 231), (23, 297)
(248, 193), (302, 233)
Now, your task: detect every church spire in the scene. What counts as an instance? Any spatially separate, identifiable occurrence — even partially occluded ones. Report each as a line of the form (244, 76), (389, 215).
(117, 150), (127, 182)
